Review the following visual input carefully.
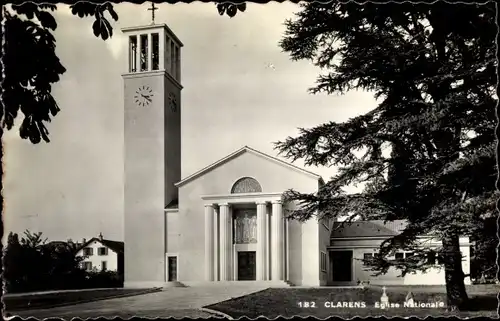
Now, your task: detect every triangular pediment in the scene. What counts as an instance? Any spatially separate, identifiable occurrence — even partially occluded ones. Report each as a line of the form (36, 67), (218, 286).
(175, 146), (323, 188)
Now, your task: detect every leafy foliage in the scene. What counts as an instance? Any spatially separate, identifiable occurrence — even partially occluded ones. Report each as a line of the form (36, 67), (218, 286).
(216, 2), (246, 18)
(469, 217), (497, 281)
(276, 2), (496, 310)
(2, 3), (118, 144)
(70, 2), (118, 40)
(1, 2), (244, 144)
(4, 231), (85, 293)
(3, 230), (123, 293)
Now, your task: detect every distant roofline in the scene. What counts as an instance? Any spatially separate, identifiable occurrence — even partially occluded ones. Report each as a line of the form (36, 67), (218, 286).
(77, 237), (124, 253)
(330, 235), (397, 240)
(330, 220), (406, 239)
(175, 145), (323, 188)
(121, 23), (184, 47)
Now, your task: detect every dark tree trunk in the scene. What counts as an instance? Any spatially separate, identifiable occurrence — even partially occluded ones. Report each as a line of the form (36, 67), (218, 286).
(442, 234), (469, 311)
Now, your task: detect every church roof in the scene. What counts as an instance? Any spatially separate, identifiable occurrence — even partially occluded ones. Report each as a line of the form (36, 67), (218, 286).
(175, 146), (323, 188)
(330, 220), (408, 238)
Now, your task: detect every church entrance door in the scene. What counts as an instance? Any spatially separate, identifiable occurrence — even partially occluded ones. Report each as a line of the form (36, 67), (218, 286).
(331, 251), (353, 282)
(168, 256), (177, 282)
(237, 251), (256, 281)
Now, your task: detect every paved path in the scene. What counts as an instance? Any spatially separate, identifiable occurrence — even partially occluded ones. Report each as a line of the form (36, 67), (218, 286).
(7, 285), (267, 319)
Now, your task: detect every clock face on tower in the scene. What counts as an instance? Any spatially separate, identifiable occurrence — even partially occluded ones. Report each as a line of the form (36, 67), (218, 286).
(134, 85), (154, 107)
(168, 92), (178, 112)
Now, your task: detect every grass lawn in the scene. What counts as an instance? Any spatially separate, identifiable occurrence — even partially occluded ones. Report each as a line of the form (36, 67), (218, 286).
(4, 288), (162, 312)
(205, 284), (499, 318)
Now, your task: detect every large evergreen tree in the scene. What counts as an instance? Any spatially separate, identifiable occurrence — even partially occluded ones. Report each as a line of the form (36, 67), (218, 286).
(276, 2), (496, 311)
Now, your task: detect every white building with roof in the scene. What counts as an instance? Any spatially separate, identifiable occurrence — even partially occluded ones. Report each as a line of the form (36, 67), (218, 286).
(120, 19), (470, 288)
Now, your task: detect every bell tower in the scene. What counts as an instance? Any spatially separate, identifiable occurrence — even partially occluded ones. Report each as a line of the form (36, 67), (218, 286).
(122, 18), (182, 287)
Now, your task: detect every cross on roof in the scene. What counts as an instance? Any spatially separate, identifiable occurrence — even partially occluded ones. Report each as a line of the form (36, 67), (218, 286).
(148, 2), (158, 25)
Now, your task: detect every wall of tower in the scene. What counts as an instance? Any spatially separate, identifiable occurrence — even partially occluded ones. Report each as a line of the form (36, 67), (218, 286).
(122, 24), (183, 287)
(123, 72), (167, 287)
(164, 74), (182, 206)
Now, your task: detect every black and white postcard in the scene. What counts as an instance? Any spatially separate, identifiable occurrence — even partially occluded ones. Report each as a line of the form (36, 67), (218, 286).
(2, 1), (498, 319)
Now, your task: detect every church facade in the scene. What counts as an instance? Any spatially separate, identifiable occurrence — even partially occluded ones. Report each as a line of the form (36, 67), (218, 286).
(171, 146), (330, 287)
(121, 22), (470, 288)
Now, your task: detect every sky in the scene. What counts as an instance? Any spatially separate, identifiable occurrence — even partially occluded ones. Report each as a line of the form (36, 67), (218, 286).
(3, 2), (377, 243)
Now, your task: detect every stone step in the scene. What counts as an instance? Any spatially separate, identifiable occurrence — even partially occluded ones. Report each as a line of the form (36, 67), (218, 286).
(181, 280), (292, 288)
(162, 281), (188, 288)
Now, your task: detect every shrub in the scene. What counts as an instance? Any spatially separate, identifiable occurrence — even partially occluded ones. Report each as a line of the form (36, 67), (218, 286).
(85, 270), (123, 288)
(3, 230), (123, 293)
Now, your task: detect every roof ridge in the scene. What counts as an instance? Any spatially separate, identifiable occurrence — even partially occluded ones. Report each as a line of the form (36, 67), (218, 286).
(175, 145), (323, 187)
(331, 220), (402, 238)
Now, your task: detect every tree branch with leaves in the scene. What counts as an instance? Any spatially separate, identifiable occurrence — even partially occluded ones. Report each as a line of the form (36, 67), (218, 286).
(2, 3), (119, 144)
(1, 1), (245, 144)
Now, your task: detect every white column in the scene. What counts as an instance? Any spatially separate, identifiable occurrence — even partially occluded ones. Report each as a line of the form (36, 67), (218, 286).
(265, 206), (270, 280)
(136, 33), (141, 72)
(219, 203), (230, 281)
(159, 30), (165, 71)
(127, 37), (132, 72)
(256, 201), (267, 281)
(147, 33), (152, 71)
(213, 207), (219, 281)
(177, 46), (182, 82)
(233, 242), (238, 281)
(229, 205), (234, 281)
(271, 200), (284, 281)
(286, 218), (290, 281)
(204, 204), (214, 281)
(165, 35), (170, 73)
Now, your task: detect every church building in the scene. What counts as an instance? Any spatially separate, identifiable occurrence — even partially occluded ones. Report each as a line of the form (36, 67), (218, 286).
(121, 20), (471, 288)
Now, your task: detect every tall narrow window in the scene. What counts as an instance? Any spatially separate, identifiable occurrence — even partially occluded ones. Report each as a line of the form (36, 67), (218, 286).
(363, 253), (373, 266)
(129, 36), (137, 72)
(170, 41), (175, 76)
(320, 252), (327, 271)
(83, 262), (92, 271)
(427, 251), (437, 264)
(140, 34), (148, 71)
(151, 33), (159, 71)
(175, 46), (181, 81)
